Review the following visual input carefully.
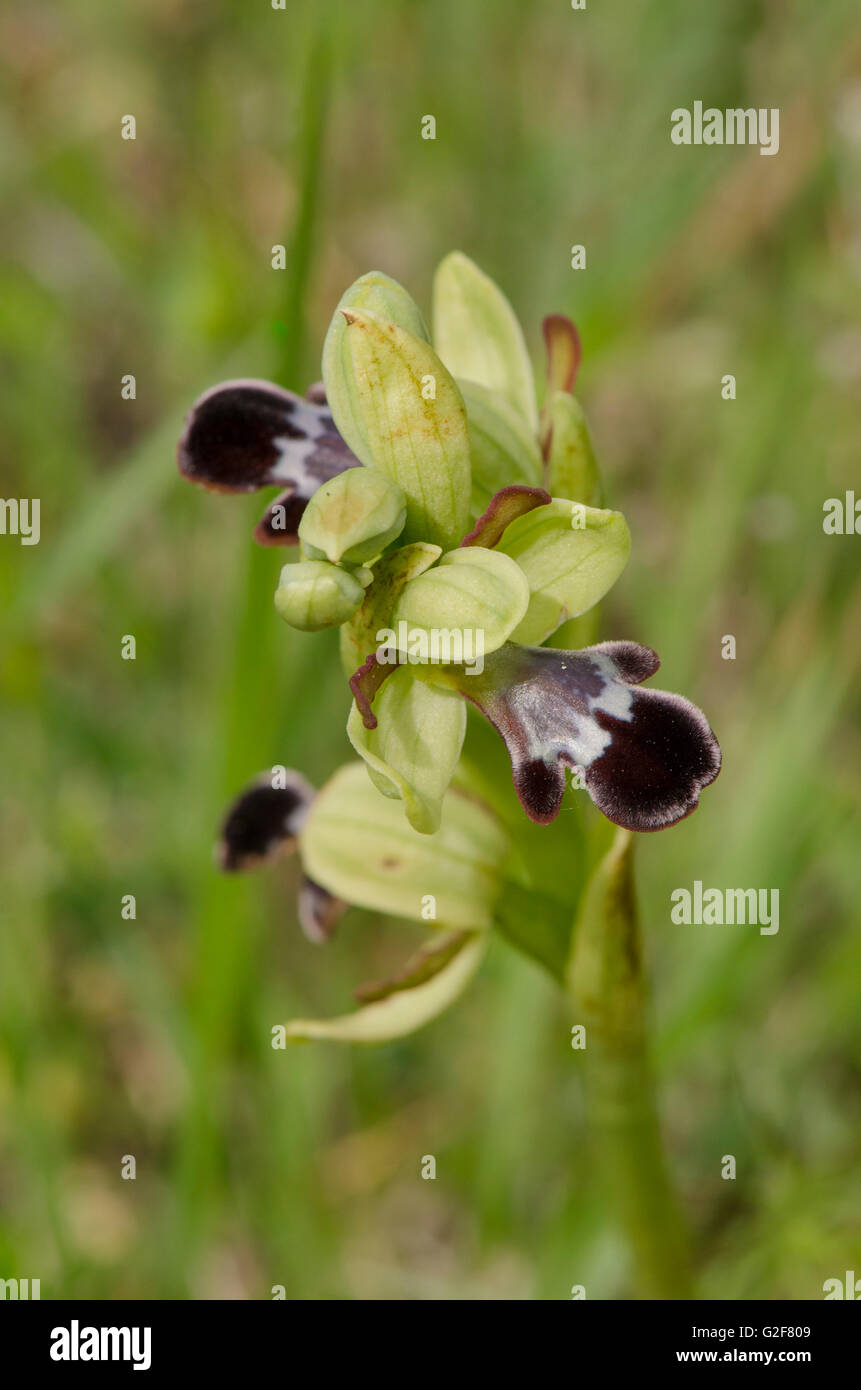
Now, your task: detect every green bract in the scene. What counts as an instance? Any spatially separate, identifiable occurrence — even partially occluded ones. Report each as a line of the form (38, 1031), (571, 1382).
(495, 499), (631, 644)
(298, 466), (406, 564)
(274, 559), (366, 631)
(390, 546), (530, 658)
(433, 251), (538, 431)
(323, 305), (471, 551)
(545, 391), (603, 507)
(347, 667), (466, 834)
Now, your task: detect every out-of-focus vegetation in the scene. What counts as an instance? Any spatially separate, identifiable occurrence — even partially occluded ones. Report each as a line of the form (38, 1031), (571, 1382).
(1, 0), (860, 1299)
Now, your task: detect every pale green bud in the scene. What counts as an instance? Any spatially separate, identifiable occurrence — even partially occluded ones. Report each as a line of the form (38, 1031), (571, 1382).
(274, 560), (365, 632)
(298, 468), (407, 565)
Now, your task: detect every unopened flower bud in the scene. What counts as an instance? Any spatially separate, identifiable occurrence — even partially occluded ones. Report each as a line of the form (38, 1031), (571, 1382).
(298, 467), (407, 565)
(274, 560), (365, 631)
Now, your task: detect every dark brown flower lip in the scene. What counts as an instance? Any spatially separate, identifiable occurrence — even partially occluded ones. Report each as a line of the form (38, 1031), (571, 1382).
(216, 773), (344, 943)
(252, 488), (308, 547)
(217, 771), (316, 872)
(443, 640), (721, 833)
(177, 377), (360, 543)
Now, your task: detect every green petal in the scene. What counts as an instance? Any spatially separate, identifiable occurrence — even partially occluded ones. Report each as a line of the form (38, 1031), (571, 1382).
(391, 546), (529, 658)
(432, 251), (538, 431)
(496, 498), (631, 644)
(347, 667), (466, 834)
(545, 391), (603, 507)
(299, 763), (509, 928)
(284, 931), (488, 1044)
(322, 271), (430, 464)
(325, 307), (471, 551)
(458, 379), (543, 511)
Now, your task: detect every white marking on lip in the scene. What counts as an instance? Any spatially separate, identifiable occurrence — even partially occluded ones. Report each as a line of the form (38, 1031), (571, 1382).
(589, 652), (636, 721)
(270, 434), (319, 484)
(523, 651), (636, 772)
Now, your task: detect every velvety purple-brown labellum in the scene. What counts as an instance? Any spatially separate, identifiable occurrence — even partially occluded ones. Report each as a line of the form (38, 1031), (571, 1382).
(178, 378), (360, 541)
(445, 640), (720, 833)
(253, 488), (308, 547)
(217, 771), (315, 871)
(460, 485), (552, 549)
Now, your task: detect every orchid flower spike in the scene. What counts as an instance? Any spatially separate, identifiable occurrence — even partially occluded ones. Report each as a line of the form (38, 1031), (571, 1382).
(178, 253), (720, 1042)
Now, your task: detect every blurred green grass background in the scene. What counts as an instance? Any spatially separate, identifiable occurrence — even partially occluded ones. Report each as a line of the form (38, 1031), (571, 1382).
(1, 0), (860, 1299)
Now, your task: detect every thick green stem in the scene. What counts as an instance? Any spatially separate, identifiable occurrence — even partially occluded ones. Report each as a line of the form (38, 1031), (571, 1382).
(566, 829), (694, 1299)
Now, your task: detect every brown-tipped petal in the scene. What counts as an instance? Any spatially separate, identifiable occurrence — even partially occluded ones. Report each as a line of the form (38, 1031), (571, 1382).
(542, 314), (582, 395)
(253, 488), (305, 546)
(446, 640), (720, 833)
(217, 771), (315, 872)
(297, 875), (346, 944)
(348, 651), (396, 730)
(177, 378), (360, 495)
(460, 485), (552, 549)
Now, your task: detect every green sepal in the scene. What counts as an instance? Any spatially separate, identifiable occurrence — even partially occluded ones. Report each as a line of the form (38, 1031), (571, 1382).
(458, 379), (543, 512)
(325, 307), (471, 551)
(322, 271), (430, 464)
(432, 251), (538, 431)
(299, 762), (510, 928)
(495, 498), (630, 644)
